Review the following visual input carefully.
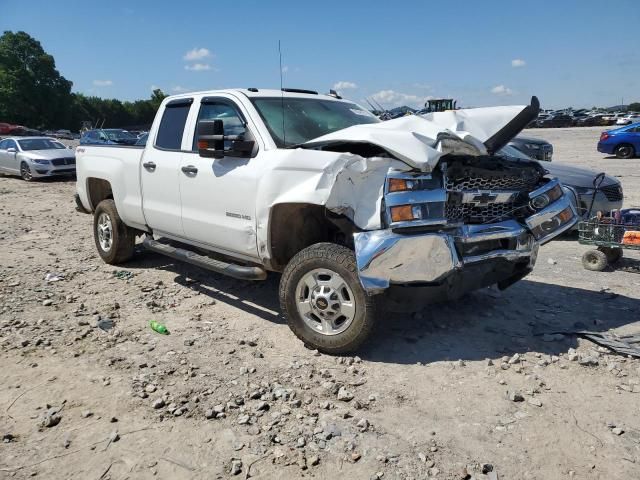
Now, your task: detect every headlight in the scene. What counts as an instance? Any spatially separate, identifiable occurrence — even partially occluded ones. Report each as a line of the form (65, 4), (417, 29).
(32, 159), (50, 164)
(523, 143), (541, 149)
(529, 183), (563, 210)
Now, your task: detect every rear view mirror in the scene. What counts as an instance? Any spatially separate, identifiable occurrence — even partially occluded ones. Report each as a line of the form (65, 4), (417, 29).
(197, 119), (255, 159)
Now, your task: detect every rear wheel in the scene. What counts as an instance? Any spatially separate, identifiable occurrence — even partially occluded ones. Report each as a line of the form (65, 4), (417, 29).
(582, 249), (608, 271)
(20, 162), (33, 181)
(93, 199), (136, 264)
(615, 144), (635, 159)
(279, 243), (377, 354)
(598, 246), (623, 264)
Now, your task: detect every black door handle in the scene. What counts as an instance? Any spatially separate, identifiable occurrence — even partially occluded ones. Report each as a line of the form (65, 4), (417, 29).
(181, 165), (198, 175)
(142, 161), (156, 171)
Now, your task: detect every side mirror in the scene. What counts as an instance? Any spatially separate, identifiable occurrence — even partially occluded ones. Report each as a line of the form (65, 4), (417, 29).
(197, 119), (255, 159)
(7, 147), (16, 153)
(68, 145), (73, 149)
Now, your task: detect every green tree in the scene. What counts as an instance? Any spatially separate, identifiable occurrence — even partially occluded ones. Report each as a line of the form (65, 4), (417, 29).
(0, 31), (73, 128)
(628, 102), (640, 112)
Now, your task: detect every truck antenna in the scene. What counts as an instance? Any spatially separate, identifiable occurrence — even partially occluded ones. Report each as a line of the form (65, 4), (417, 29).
(279, 40), (286, 145)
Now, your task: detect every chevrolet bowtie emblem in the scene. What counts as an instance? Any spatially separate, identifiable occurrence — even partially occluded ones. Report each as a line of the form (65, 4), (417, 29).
(470, 192), (499, 206)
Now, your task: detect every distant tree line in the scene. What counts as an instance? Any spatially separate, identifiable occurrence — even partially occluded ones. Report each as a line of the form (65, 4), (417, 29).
(0, 31), (166, 131)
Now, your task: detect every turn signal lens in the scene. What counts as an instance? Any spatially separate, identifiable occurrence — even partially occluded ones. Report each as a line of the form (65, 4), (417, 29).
(197, 140), (209, 149)
(557, 206), (574, 223)
(390, 205), (415, 222)
(388, 178), (408, 192)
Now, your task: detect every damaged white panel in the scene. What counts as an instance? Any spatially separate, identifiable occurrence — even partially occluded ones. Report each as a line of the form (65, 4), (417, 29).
(304, 104), (530, 171)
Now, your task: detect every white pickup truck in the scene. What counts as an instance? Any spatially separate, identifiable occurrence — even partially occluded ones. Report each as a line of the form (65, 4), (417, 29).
(75, 88), (577, 353)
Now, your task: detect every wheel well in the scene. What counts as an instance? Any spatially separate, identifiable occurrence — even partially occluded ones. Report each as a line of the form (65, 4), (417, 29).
(86, 178), (113, 210)
(268, 203), (358, 271)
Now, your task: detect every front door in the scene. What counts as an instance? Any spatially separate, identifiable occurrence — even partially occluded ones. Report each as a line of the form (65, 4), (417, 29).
(179, 96), (261, 260)
(141, 97), (193, 237)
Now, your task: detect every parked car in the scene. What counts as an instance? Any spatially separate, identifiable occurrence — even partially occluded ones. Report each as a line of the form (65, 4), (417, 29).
(575, 114), (608, 127)
(615, 114), (640, 126)
(80, 129), (139, 146)
(537, 114), (574, 128)
(602, 113), (626, 125)
(75, 90), (576, 353)
(0, 136), (76, 181)
(597, 123), (640, 158)
(499, 145), (623, 223)
(54, 129), (74, 140)
(0, 122), (16, 135)
(508, 136), (553, 161)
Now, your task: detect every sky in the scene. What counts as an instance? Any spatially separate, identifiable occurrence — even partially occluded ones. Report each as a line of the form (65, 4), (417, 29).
(2, 0), (638, 109)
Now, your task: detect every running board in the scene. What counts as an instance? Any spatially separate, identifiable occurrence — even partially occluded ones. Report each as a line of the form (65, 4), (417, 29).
(142, 237), (267, 281)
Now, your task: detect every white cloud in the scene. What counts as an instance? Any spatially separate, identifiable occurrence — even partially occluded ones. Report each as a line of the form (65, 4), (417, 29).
(183, 48), (211, 61)
(172, 86), (189, 93)
(371, 90), (432, 108)
(491, 84), (514, 96)
(185, 63), (211, 71)
(511, 59), (526, 68)
(93, 80), (113, 87)
(333, 81), (357, 90)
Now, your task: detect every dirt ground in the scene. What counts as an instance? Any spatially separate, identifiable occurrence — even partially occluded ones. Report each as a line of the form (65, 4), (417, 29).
(1, 127), (639, 480)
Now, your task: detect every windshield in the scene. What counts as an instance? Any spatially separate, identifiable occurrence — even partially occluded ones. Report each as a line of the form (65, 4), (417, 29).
(250, 97), (380, 147)
(105, 130), (137, 141)
(18, 138), (66, 151)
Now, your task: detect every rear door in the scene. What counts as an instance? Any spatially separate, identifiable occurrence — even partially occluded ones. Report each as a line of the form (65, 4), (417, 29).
(141, 98), (193, 237)
(178, 95), (262, 260)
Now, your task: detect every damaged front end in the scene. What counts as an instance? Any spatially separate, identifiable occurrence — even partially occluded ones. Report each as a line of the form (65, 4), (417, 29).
(347, 97), (577, 298)
(354, 154), (577, 297)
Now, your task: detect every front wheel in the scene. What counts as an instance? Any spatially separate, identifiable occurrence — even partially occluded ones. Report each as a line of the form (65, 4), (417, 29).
(279, 243), (377, 354)
(93, 199), (136, 264)
(20, 162), (33, 181)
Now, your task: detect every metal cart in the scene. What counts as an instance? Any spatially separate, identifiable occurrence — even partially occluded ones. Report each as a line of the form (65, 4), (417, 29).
(578, 173), (640, 271)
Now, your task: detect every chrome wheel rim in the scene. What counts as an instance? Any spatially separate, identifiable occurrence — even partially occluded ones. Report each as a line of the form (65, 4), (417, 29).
(295, 268), (356, 336)
(21, 163), (32, 180)
(97, 213), (113, 252)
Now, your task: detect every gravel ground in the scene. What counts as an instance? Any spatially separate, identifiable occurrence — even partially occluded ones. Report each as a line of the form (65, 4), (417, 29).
(1, 128), (639, 480)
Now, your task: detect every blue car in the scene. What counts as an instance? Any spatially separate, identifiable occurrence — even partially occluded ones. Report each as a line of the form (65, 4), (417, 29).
(597, 122), (640, 159)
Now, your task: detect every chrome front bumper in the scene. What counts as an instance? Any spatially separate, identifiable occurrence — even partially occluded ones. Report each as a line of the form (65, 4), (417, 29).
(354, 193), (577, 294)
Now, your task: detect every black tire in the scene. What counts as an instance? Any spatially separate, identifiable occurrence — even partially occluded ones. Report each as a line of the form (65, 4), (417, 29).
(615, 144), (635, 159)
(279, 243), (377, 354)
(93, 199), (135, 264)
(20, 162), (33, 181)
(598, 246), (623, 264)
(582, 249), (608, 271)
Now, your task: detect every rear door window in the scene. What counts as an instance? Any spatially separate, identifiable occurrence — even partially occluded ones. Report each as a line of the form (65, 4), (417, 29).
(155, 98), (193, 150)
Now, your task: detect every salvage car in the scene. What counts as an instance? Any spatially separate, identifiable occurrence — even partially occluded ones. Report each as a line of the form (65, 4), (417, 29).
(75, 89), (577, 353)
(0, 136), (76, 181)
(499, 145), (623, 223)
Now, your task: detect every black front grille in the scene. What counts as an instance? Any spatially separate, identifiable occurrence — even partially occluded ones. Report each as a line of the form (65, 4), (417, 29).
(446, 202), (520, 224)
(51, 158), (75, 166)
(601, 184), (623, 202)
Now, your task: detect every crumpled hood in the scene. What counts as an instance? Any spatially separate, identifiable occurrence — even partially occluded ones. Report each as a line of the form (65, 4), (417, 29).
(303, 103), (535, 171)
